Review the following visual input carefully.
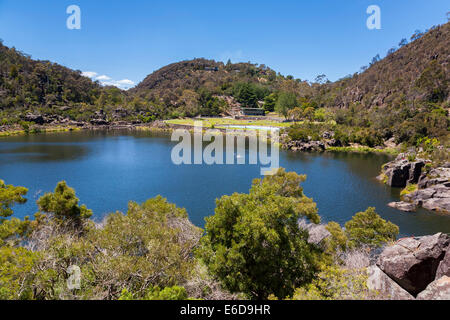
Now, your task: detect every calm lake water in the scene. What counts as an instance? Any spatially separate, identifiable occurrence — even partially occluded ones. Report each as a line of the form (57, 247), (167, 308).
(1, 130), (449, 237)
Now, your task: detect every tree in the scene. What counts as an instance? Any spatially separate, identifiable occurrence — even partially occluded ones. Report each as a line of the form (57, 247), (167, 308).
(263, 93), (277, 112)
(387, 47), (397, 56)
(0, 180), (29, 246)
(87, 196), (202, 299)
(315, 74), (328, 84)
(344, 207), (399, 248)
(198, 169), (320, 300)
(37, 181), (92, 225)
(0, 180), (28, 219)
(275, 92), (298, 118)
(370, 54), (381, 66)
(410, 30), (424, 41)
(398, 38), (408, 47)
(302, 107), (315, 121)
(234, 83), (258, 108)
(287, 107), (303, 121)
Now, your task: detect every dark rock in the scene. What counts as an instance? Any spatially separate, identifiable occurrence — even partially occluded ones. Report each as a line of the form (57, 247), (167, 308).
(381, 158), (426, 188)
(325, 139), (341, 147)
(23, 113), (44, 125)
(387, 163), (411, 188)
(408, 161), (425, 184)
(94, 110), (106, 119)
(90, 119), (109, 125)
(377, 233), (450, 296)
(322, 131), (334, 139)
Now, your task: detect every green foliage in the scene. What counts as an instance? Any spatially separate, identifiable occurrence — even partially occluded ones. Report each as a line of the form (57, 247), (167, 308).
(198, 168), (320, 300)
(37, 181), (92, 224)
(0, 180), (30, 247)
(291, 266), (372, 300)
(324, 222), (349, 254)
(344, 207), (399, 248)
(275, 92), (298, 117)
(0, 247), (37, 300)
(416, 136), (440, 153)
(263, 93), (277, 112)
(0, 179), (28, 219)
(233, 83), (258, 108)
(198, 89), (226, 116)
(400, 184), (418, 197)
(119, 285), (189, 300)
(85, 196), (202, 299)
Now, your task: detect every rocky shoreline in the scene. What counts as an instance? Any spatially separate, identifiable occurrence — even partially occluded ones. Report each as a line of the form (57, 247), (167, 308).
(368, 232), (450, 299)
(302, 218), (450, 299)
(378, 153), (450, 214)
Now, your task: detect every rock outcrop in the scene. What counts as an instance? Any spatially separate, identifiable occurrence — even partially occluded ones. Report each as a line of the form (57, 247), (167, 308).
(436, 249), (450, 279)
(367, 265), (414, 300)
(298, 219), (331, 248)
(286, 140), (326, 152)
(387, 201), (417, 212)
(402, 167), (450, 214)
(378, 154), (426, 188)
(416, 276), (450, 300)
(375, 233), (450, 297)
(380, 156), (450, 214)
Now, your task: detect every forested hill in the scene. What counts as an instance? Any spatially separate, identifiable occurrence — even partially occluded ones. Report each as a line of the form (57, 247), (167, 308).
(315, 22), (449, 110)
(0, 42), (101, 114)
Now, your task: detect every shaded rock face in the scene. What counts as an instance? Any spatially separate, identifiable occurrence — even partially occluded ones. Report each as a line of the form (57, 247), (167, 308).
(416, 276), (450, 300)
(381, 157), (425, 188)
(23, 113), (45, 125)
(367, 265), (414, 300)
(377, 233), (450, 296)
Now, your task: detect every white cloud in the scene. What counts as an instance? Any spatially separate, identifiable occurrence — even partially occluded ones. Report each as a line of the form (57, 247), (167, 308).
(116, 79), (135, 86)
(81, 71), (98, 78)
(96, 75), (111, 81)
(81, 71), (135, 90)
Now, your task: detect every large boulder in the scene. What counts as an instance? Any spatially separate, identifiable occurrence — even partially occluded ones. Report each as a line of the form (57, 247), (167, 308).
(298, 220), (331, 247)
(402, 184), (450, 214)
(436, 249), (450, 279)
(380, 157), (426, 188)
(367, 265), (414, 300)
(416, 276), (450, 300)
(388, 201), (417, 212)
(377, 233), (450, 296)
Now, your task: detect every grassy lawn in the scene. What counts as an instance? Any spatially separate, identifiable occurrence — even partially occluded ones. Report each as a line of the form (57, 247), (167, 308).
(165, 117), (297, 129)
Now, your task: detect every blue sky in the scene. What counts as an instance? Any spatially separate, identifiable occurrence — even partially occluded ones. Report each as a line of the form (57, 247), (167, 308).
(0, 0), (448, 89)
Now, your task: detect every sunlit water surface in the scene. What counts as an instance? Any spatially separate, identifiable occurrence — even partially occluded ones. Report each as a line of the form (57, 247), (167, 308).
(1, 130), (449, 236)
